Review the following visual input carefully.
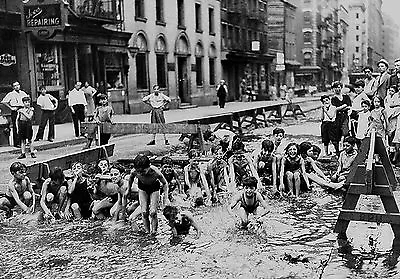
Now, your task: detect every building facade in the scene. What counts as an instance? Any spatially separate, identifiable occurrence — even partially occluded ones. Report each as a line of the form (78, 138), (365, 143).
(125, 0), (221, 113)
(347, 0), (384, 74)
(1, 0), (132, 123)
(383, 13), (400, 65)
(267, 0), (300, 89)
(220, 0), (273, 101)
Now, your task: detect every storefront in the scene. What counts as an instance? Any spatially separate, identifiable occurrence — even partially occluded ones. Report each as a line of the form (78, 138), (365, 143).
(22, 0), (131, 120)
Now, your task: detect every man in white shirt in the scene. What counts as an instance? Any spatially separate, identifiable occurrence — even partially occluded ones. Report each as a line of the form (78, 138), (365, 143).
(67, 81), (87, 137)
(142, 85), (171, 145)
(1, 81), (28, 147)
(350, 80), (369, 137)
(34, 85), (58, 142)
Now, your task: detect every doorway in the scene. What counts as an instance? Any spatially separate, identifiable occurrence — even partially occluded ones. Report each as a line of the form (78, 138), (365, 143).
(177, 56), (188, 103)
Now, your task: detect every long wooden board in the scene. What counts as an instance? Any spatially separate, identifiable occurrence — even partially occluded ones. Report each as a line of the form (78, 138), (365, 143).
(27, 143), (115, 188)
(81, 122), (210, 135)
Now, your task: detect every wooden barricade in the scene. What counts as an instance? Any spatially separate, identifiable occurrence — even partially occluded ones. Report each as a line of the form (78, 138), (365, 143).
(80, 122), (210, 151)
(27, 143), (114, 189)
(334, 129), (400, 240)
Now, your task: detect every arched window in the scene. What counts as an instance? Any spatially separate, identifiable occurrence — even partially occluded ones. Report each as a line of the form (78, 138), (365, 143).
(135, 33), (148, 89)
(195, 42), (204, 86)
(155, 35), (168, 88)
(304, 52), (312, 66)
(209, 44), (217, 85)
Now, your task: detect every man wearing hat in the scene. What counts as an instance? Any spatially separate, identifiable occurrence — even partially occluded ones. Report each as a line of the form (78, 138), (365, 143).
(376, 59), (391, 99)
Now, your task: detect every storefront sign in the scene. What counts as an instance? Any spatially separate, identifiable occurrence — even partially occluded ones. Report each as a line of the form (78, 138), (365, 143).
(22, 0), (66, 39)
(0, 54), (16, 66)
(276, 64), (285, 71)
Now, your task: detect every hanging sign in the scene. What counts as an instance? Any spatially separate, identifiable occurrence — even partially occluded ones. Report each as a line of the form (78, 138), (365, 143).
(22, 0), (67, 39)
(0, 54), (17, 66)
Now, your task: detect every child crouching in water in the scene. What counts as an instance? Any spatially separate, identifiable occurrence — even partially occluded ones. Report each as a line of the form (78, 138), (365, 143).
(229, 176), (269, 229)
(163, 205), (201, 238)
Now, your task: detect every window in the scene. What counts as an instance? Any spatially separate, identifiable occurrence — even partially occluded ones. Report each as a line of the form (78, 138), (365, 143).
(356, 35), (359, 41)
(195, 3), (202, 32)
(156, 0), (164, 23)
(303, 11), (312, 25)
(304, 31), (312, 43)
(209, 44), (217, 85)
(356, 25), (359, 30)
(234, 27), (240, 48)
(135, 34), (148, 89)
(135, 0), (145, 19)
(209, 7), (215, 34)
(0, 0), (5, 10)
(155, 36), (167, 88)
(195, 43), (203, 86)
(222, 24), (227, 48)
(35, 44), (61, 89)
(356, 13), (359, 19)
(178, 0), (185, 28)
(304, 52), (312, 66)
(356, 47), (359, 53)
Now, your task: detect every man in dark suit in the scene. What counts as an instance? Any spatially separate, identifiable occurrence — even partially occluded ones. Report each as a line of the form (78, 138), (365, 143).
(376, 59), (391, 99)
(390, 58), (400, 88)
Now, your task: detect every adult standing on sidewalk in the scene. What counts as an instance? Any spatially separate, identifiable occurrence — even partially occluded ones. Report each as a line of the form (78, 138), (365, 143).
(142, 85), (170, 145)
(376, 59), (391, 99)
(82, 81), (97, 121)
(34, 85), (58, 142)
(363, 66), (377, 99)
(67, 82), (87, 137)
(216, 80), (228, 108)
(1, 81), (28, 147)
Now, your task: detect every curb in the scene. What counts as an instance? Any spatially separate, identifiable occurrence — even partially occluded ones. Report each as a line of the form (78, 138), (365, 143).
(0, 97), (322, 156)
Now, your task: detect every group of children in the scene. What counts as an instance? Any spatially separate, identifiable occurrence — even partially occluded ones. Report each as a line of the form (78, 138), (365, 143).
(0, 123), (360, 237)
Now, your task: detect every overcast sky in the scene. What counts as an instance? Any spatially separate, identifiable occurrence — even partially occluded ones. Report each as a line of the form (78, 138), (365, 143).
(382, 0), (400, 25)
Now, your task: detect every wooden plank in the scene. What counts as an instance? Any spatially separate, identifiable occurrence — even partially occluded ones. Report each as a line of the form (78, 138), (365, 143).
(27, 144), (115, 188)
(347, 184), (393, 196)
(375, 136), (398, 189)
(365, 129), (376, 193)
(338, 209), (400, 225)
(334, 193), (361, 234)
(81, 122), (210, 135)
(380, 195), (400, 238)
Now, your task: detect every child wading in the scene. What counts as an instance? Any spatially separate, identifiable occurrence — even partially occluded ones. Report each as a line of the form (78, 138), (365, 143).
(280, 143), (310, 197)
(163, 205), (201, 238)
(0, 162), (35, 218)
(129, 154), (169, 235)
(229, 176), (269, 228)
(253, 139), (277, 189)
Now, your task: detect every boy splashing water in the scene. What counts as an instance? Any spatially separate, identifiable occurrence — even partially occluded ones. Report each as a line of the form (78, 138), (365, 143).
(229, 176), (269, 229)
(163, 205), (201, 238)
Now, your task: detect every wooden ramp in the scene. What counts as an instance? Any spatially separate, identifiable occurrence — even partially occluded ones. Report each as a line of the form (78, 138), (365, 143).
(334, 129), (400, 241)
(27, 143), (114, 189)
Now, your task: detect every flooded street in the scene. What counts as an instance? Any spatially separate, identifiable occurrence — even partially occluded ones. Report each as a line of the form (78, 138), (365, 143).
(1, 109), (400, 278)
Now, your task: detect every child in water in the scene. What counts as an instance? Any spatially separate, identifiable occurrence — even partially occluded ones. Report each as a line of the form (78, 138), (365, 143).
(160, 156), (183, 201)
(163, 205), (201, 238)
(229, 176), (269, 228)
(280, 143), (310, 197)
(0, 162), (35, 218)
(253, 139), (277, 189)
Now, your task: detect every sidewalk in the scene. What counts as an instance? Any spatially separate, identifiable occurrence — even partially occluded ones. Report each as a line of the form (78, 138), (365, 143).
(0, 94), (323, 155)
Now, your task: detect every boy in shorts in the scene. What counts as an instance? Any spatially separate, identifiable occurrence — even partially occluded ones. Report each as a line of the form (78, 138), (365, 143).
(0, 162), (35, 218)
(17, 96), (36, 159)
(320, 95), (339, 156)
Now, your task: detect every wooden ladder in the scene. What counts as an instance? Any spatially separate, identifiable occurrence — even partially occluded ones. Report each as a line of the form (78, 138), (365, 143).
(334, 129), (400, 241)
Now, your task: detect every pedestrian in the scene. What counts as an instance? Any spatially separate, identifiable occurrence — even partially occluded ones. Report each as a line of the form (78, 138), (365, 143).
(216, 80), (228, 108)
(389, 58), (400, 88)
(355, 100), (371, 148)
(363, 66), (377, 99)
(34, 85), (58, 142)
(240, 79), (247, 102)
(82, 81), (97, 121)
(93, 94), (114, 146)
(385, 85), (400, 163)
(376, 59), (391, 100)
(331, 81), (352, 144)
(320, 95), (339, 156)
(142, 85), (171, 145)
(17, 97), (36, 159)
(1, 81), (28, 147)
(67, 82), (87, 138)
(349, 80), (369, 137)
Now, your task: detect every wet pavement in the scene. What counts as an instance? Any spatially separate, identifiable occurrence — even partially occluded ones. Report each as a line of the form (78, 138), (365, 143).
(1, 109), (400, 278)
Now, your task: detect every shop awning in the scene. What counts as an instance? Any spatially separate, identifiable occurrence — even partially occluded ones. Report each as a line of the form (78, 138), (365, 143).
(222, 50), (274, 63)
(297, 65), (322, 73)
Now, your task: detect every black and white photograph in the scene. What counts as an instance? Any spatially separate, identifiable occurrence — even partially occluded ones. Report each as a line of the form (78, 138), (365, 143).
(1, 0), (400, 278)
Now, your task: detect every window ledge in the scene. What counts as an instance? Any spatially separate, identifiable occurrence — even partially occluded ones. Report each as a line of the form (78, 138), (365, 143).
(178, 25), (186, 30)
(135, 16), (147, 23)
(209, 32), (216, 36)
(196, 29), (203, 34)
(196, 84), (204, 88)
(156, 20), (166, 26)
